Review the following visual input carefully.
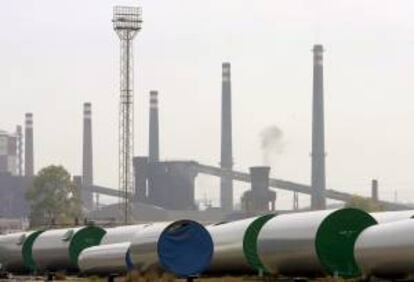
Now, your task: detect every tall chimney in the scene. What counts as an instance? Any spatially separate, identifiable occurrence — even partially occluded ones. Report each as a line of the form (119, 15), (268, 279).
(250, 166), (270, 193)
(245, 166), (276, 212)
(371, 179), (379, 202)
(24, 113), (34, 177)
(82, 103), (94, 210)
(16, 125), (23, 176)
(311, 44), (326, 210)
(220, 62), (234, 211)
(148, 91), (160, 163)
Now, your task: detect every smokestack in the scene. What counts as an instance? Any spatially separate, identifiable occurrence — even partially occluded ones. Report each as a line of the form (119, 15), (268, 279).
(250, 166), (270, 192)
(245, 166), (276, 212)
(24, 113), (34, 177)
(311, 44), (326, 210)
(220, 62), (233, 211)
(82, 103), (94, 210)
(148, 91), (159, 163)
(16, 125), (23, 176)
(371, 179), (379, 202)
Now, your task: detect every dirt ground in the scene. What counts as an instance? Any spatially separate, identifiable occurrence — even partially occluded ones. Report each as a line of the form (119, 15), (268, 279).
(0, 275), (273, 282)
(0, 273), (367, 282)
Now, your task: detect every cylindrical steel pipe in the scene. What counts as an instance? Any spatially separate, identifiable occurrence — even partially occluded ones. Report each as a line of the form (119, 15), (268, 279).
(370, 210), (414, 224)
(78, 225), (147, 276)
(355, 219), (414, 278)
(0, 230), (44, 273)
(78, 242), (133, 275)
(32, 226), (106, 272)
(258, 208), (376, 278)
(101, 224), (146, 245)
(206, 214), (275, 274)
(0, 232), (27, 273)
(130, 220), (213, 277)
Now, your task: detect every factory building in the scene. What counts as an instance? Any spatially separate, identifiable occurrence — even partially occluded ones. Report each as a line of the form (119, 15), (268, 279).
(140, 160), (198, 210)
(133, 156), (148, 201)
(0, 114), (34, 218)
(131, 91), (198, 211)
(0, 130), (18, 176)
(241, 166), (276, 212)
(0, 174), (31, 218)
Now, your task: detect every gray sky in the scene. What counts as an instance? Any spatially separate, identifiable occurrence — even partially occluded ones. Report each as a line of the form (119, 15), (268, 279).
(1, 0), (414, 208)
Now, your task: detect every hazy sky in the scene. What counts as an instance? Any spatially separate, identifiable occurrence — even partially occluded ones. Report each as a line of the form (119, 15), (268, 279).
(1, 0), (414, 209)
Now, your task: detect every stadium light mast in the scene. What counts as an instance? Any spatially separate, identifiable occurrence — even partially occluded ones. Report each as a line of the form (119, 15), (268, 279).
(113, 6), (142, 224)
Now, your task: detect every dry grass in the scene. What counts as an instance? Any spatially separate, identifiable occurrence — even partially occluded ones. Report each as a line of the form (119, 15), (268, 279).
(119, 272), (250, 282)
(191, 277), (246, 282)
(316, 277), (357, 282)
(121, 271), (175, 282)
(86, 275), (106, 282)
(54, 272), (67, 280)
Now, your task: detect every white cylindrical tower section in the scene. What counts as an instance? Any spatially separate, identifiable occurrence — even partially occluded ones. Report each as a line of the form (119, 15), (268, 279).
(355, 219), (414, 278)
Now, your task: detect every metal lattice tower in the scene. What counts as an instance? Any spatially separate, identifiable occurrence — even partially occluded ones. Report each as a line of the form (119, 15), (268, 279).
(113, 6), (142, 223)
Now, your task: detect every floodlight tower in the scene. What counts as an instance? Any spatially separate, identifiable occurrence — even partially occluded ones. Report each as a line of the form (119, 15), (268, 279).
(113, 6), (142, 223)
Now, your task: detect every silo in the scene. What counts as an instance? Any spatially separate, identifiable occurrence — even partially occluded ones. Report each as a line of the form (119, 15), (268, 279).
(355, 219), (414, 278)
(129, 220), (213, 277)
(32, 226), (105, 272)
(206, 214), (275, 274)
(258, 209), (376, 278)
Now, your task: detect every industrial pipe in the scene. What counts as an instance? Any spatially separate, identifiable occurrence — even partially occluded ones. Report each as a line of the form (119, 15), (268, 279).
(77, 225), (149, 275)
(355, 219), (414, 278)
(206, 214), (275, 274)
(129, 220), (213, 277)
(0, 230), (44, 273)
(101, 224), (147, 245)
(32, 226), (106, 272)
(370, 210), (414, 223)
(78, 242), (133, 275)
(0, 232), (27, 273)
(257, 208), (376, 278)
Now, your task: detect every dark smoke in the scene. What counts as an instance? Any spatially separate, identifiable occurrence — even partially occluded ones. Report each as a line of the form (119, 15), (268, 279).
(260, 126), (284, 165)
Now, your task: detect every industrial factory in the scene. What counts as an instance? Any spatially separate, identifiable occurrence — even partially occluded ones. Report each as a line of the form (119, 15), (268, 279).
(0, 3), (409, 227)
(0, 114), (33, 221)
(2, 1), (414, 281)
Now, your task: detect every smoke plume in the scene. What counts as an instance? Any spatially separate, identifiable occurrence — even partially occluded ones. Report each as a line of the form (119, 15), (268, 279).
(260, 126), (284, 165)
